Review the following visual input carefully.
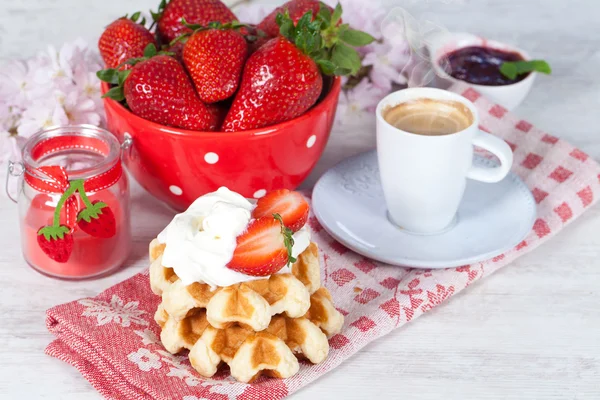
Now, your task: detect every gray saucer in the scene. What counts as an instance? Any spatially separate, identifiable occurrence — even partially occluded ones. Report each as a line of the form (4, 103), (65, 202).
(312, 150), (536, 268)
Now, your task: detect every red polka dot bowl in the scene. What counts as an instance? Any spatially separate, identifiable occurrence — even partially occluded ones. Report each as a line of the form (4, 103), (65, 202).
(101, 77), (341, 211)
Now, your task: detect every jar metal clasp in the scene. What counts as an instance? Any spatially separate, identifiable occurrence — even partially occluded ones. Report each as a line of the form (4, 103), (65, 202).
(5, 160), (24, 203)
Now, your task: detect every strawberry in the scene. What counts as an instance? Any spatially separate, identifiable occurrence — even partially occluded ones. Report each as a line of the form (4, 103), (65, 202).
(257, 0), (332, 38)
(167, 41), (185, 62)
(222, 36), (322, 132)
(252, 189), (309, 232)
(98, 13), (156, 69)
(222, 3), (374, 132)
(206, 102), (228, 129)
(98, 45), (217, 131)
(227, 215), (295, 276)
(239, 24), (271, 54)
(182, 24), (248, 103)
(37, 225), (74, 263)
(152, 0), (237, 43)
(77, 200), (116, 239)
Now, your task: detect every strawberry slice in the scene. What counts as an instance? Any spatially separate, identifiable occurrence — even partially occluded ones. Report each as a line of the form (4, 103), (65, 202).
(77, 200), (117, 239)
(37, 225), (74, 263)
(227, 215), (295, 276)
(252, 189), (309, 232)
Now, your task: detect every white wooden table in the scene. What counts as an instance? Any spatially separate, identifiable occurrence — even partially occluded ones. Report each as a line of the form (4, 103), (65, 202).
(1, 0), (599, 399)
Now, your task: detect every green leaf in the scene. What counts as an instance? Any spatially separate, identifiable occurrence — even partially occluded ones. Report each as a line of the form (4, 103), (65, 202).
(143, 43), (158, 58)
(151, 0), (167, 21)
(96, 68), (119, 84)
(311, 48), (328, 60)
(339, 28), (375, 47)
(140, 16), (146, 26)
(38, 225), (70, 241)
(181, 17), (204, 31)
(500, 60), (551, 80)
(296, 11), (313, 32)
(316, 59), (336, 75)
(118, 69), (131, 86)
(102, 86), (125, 102)
(330, 42), (361, 75)
(316, 3), (332, 27)
(277, 12), (295, 40)
(77, 201), (107, 223)
(331, 2), (343, 25)
(499, 63), (517, 80)
(130, 11), (141, 22)
(333, 66), (352, 76)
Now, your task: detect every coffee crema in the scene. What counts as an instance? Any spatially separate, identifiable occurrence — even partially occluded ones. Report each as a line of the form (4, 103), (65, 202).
(383, 98), (473, 136)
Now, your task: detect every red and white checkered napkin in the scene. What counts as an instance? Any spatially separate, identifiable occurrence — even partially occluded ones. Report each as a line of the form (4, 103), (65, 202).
(46, 83), (600, 400)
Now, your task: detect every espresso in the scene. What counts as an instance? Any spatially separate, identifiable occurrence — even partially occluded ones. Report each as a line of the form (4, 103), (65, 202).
(383, 98), (473, 136)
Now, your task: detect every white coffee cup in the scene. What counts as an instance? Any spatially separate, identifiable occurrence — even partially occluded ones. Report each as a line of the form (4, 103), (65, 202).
(375, 87), (513, 234)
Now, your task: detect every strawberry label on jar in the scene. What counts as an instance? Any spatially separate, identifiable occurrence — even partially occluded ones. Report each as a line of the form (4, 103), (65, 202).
(33, 166), (118, 263)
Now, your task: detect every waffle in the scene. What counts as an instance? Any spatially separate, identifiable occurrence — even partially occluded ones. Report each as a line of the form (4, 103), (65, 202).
(149, 239), (322, 331)
(149, 238), (344, 383)
(155, 288), (343, 382)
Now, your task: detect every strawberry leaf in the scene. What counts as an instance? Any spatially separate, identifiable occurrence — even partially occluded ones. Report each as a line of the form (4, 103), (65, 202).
(317, 3), (332, 27)
(277, 12), (295, 40)
(333, 66), (352, 76)
(150, 10), (161, 23)
(316, 59), (336, 75)
(143, 43), (158, 57)
(331, 3), (343, 25)
(130, 11), (141, 22)
(77, 201), (107, 223)
(97, 68), (119, 84)
(276, 2), (372, 77)
(102, 86), (125, 101)
(339, 27), (375, 47)
(118, 69), (131, 86)
(151, 0), (167, 23)
(38, 225), (70, 241)
(331, 42), (361, 75)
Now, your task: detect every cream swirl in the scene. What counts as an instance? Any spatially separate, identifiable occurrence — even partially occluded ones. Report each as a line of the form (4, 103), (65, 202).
(157, 187), (310, 287)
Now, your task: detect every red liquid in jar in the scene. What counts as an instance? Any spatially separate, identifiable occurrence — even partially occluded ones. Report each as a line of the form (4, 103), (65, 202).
(440, 46), (527, 86)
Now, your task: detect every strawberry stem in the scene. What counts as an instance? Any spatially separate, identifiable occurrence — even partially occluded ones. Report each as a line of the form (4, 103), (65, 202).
(274, 213), (296, 265)
(72, 179), (93, 208)
(50, 181), (79, 228)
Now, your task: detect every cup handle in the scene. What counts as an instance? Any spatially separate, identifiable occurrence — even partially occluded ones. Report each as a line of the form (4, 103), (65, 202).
(467, 130), (514, 183)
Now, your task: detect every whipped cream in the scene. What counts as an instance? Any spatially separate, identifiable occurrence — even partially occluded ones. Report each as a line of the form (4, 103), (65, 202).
(157, 187), (311, 287)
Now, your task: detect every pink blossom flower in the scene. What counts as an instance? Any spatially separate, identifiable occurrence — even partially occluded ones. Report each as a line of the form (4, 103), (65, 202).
(362, 40), (410, 90)
(336, 79), (387, 124)
(0, 60), (52, 109)
(17, 99), (68, 138)
(61, 90), (102, 126)
(322, 0), (386, 42)
(73, 60), (105, 124)
(0, 133), (21, 164)
(0, 107), (22, 163)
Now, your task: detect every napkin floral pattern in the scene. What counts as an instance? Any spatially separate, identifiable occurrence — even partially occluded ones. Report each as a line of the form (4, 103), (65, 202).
(46, 84), (600, 399)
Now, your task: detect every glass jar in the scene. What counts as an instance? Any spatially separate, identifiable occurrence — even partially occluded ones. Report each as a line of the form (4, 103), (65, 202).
(7, 125), (131, 279)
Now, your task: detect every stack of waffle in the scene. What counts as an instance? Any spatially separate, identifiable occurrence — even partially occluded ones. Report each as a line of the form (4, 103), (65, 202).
(149, 239), (344, 383)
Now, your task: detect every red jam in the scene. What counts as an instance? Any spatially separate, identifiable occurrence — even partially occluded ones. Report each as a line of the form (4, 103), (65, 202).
(440, 46), (528, 86)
